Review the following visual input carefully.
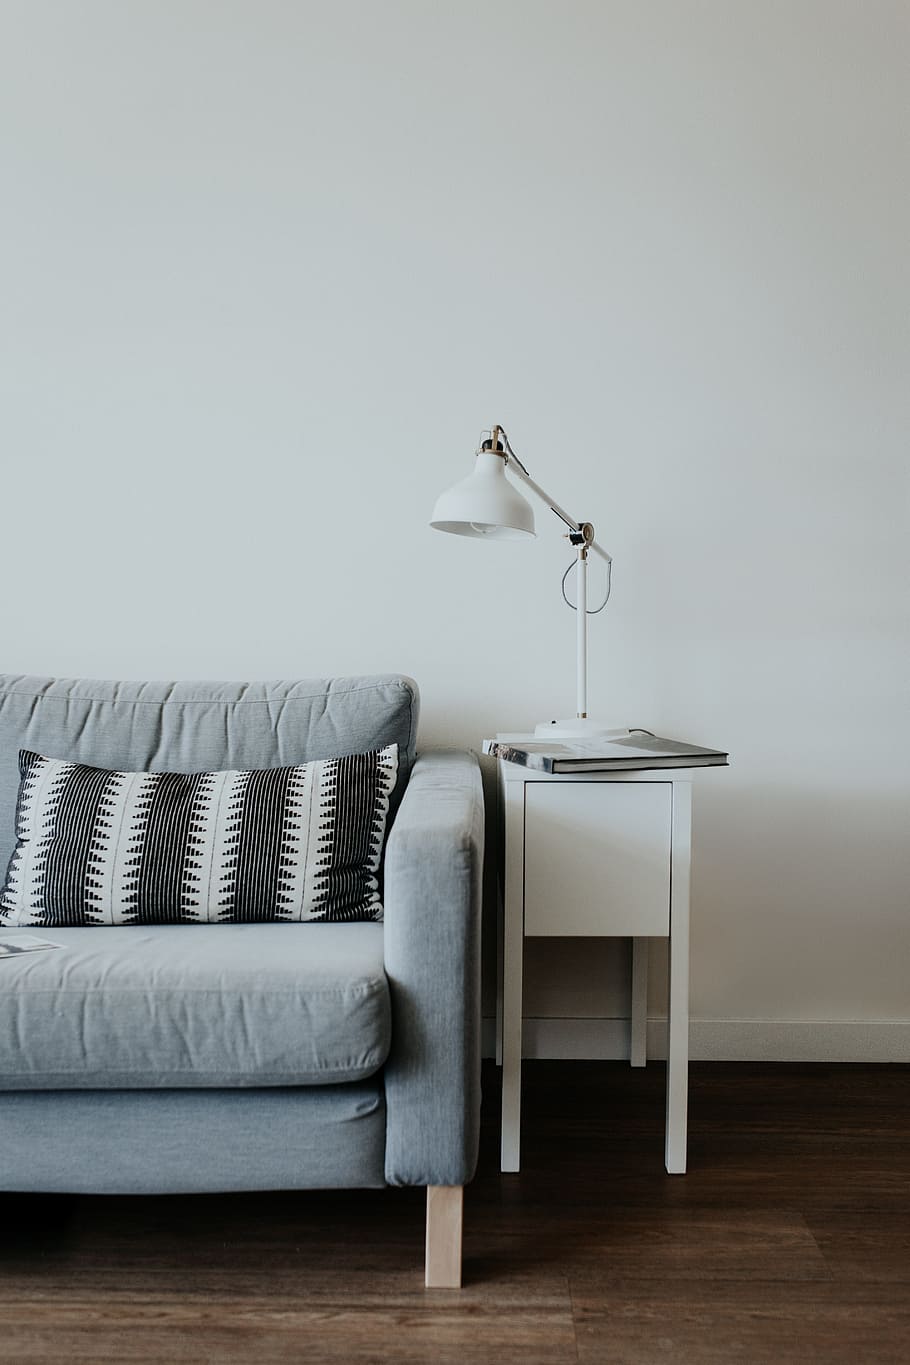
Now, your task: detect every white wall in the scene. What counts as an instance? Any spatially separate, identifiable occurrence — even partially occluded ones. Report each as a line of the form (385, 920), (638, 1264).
(2, 1), (908, 1056)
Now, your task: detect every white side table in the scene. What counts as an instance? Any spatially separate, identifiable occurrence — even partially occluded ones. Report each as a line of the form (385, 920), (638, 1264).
(494, 752), (696, 1176)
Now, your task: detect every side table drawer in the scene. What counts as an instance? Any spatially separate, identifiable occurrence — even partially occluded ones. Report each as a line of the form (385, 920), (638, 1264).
(523, 781), (672, 937)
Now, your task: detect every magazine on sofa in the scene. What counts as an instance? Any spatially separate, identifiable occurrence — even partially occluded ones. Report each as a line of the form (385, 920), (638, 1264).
(0, 934), (63, 958)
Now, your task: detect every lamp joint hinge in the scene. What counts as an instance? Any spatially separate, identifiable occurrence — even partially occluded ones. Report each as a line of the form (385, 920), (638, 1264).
(568, 522), (595, 551)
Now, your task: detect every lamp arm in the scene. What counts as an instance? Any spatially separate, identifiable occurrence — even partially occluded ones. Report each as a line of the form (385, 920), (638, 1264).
(508, 455), (601, 721)
(498, 431), (613, 565)
(490, 423), (611, 725)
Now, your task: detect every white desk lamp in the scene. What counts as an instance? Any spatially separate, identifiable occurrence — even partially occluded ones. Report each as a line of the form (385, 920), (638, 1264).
(431, 424), (623, 740)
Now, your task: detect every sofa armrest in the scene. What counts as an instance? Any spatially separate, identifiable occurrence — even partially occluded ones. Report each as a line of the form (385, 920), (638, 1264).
(382, 748), (484, 1187)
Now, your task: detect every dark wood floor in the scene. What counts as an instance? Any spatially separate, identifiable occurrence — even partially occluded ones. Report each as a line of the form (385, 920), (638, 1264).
(1, 1060), (909, 1363)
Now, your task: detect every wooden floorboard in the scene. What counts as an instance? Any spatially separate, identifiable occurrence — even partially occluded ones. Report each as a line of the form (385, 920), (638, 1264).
(1, 1060), (909, 1362)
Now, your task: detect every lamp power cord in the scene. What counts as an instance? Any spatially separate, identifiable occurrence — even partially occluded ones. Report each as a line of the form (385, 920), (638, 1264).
(561, 556), (612, 614)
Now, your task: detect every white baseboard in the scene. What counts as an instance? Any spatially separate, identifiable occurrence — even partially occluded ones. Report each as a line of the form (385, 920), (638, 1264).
(482, 1015), (910, 1063)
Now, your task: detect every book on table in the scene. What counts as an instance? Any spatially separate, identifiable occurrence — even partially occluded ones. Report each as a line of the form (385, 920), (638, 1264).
(482, 731), (728, 774)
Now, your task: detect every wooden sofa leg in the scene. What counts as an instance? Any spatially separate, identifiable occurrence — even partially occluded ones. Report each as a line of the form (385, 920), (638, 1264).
(425, 1185), (463, 1288)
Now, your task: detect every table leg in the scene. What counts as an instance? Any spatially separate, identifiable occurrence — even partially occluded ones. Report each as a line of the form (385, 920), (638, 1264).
(495, 865), (504, 1067)
(501, 776), (525, 1173)
(631, 937), (649, 1067)
(665, 780), (692, 1174)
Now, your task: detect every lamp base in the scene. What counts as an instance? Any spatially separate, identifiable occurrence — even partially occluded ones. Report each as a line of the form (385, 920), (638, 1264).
(534, 718), (632, 741)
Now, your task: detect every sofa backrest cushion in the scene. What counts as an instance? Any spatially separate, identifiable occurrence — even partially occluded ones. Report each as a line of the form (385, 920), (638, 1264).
(0, 675), (419, 882)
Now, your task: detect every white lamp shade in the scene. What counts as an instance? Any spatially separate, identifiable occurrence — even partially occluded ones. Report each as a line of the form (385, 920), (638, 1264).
(430, 451), (536, 540)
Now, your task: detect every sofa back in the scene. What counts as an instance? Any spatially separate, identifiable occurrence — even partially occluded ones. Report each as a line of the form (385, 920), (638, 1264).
(0, 674), (419, 877)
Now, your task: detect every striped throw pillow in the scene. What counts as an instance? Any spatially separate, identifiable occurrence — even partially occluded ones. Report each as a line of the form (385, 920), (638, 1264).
(0, 746), (398, 926)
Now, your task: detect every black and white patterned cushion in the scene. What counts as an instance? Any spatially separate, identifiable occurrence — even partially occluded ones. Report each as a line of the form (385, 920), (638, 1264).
(0, 746), (398, 926)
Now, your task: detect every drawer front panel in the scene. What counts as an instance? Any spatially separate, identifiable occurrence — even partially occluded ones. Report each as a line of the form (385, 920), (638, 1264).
(523, 781), (672, 937)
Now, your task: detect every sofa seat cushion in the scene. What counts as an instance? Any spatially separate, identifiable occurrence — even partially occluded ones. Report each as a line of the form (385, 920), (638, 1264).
(0, 924), (390, 1089)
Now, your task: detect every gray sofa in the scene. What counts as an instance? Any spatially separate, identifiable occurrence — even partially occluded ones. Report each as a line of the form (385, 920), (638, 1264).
(0, 673), (483, 1288)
